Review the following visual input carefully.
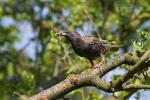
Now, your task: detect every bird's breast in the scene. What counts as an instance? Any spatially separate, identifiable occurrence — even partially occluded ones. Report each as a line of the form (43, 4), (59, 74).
(72, 43), (100, 59)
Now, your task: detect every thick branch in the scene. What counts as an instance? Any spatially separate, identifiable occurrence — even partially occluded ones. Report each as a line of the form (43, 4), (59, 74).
(26, 53), (139, 100)
(90, 76), (111, 92)
(29, 70), (112, 100)
(28, 73), (109, 100)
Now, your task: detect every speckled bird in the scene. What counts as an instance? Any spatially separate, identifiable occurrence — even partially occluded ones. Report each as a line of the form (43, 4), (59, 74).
(56, 31), (123, 66)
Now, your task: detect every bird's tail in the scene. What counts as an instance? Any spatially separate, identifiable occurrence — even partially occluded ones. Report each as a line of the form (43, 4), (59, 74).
(108, 45), (124, 51)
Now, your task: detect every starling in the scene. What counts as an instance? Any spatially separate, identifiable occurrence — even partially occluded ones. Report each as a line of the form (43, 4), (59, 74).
(56, 31), (123, 66)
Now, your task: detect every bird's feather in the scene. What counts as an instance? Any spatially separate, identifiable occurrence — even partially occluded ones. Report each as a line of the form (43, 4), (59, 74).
(81, 36), (112, 45)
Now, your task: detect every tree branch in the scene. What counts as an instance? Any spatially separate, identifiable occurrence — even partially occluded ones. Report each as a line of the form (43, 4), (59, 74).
(90, 75), (111, 92)
(25, 53), (140, 100)
(123, 84), (150, 91)
(20, 50), (150, 100)
(100, 53), (138, 77)
(28, 72), (110, 100)
(112, 50), (150, 90)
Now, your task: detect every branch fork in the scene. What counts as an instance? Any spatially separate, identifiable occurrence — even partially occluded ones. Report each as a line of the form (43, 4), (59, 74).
(22, 50), (150, 100)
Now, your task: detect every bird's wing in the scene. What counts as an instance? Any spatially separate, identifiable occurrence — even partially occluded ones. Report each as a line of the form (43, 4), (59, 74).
(80, 36), (95, 44)
(81, 36), (123, 51)
(81, 36), (112, 45)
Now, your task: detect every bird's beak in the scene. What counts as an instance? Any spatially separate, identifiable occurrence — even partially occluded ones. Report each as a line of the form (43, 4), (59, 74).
(56, 32), (67, 36)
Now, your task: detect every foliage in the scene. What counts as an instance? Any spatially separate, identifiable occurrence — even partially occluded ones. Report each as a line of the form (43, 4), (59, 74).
(0, 0), (150, 99)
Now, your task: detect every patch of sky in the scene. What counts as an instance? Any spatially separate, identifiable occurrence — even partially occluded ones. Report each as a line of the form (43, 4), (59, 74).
(140, 20), (150, 29)
(129, 90), (150, 100)
(33, 5), (41, 20)
(40, 0), (52, 2)
(83, 21), (97, 35)
(15, 20), (36, 60)
(75, 28), (84, 36)
(103, 67), (127, 82)
(41, 6), (49, 18)
(0, 17), (16, 27)
(33, 5), (50, 19)
(52, 14), (59, 22)
(33, 5), (41, 13)
(75, 21), (97, 36)
(62, 8), (71, 17)
(60, 21), (68, 28)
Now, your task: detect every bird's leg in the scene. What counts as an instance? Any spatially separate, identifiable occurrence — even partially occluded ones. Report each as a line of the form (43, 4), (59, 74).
(89, 59), (94, 68)
(99, 53), (105, 67)
(92, 54), (105, 70)
(92, 53), (105, 72)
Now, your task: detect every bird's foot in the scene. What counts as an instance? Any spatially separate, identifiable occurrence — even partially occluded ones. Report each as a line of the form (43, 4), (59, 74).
(92, 60), (105, 71)
(97, 53), (105, 68)
(93, 64), (99, 69)
(89, 65), (95, 70)
(89, 61), (104, 69)
(99, 60), (105, 66)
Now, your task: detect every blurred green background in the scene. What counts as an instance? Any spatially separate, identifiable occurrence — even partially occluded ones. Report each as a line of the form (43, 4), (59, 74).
(0, 0), (150, 100)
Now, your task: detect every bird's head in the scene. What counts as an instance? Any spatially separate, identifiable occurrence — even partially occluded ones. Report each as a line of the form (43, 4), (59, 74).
(56, 31), (81, 42)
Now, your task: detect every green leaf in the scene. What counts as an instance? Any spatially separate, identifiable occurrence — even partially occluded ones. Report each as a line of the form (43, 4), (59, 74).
(136, 29), (149, 40)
